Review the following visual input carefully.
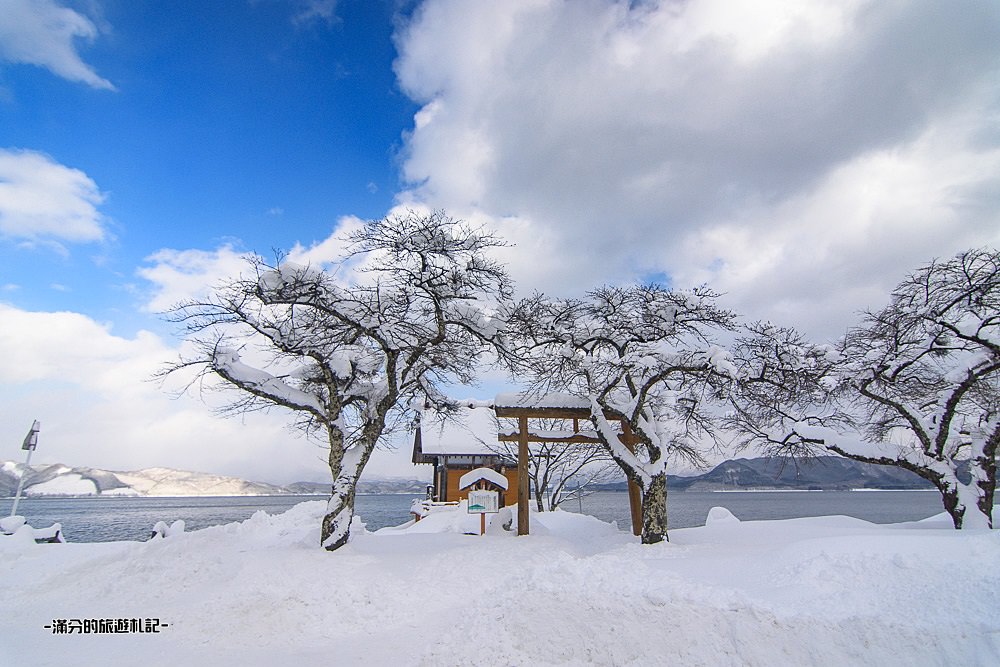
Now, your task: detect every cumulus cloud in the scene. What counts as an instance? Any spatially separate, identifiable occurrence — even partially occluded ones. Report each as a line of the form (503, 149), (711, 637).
(0, 0), (115, 90)
(393, 0), (1000, 339)
(286, 214), (366, 267)
(137, 244), (250, 313)
(0, 148), (109, 246)
(137, 215), (368, 313)
(0, 303), (331, 482)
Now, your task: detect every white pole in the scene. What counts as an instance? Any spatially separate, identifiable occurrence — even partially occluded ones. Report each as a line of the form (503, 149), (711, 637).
(10, 447), (33, 518)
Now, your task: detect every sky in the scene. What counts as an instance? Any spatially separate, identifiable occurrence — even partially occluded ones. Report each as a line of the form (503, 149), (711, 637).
(1, 0), (999, 484)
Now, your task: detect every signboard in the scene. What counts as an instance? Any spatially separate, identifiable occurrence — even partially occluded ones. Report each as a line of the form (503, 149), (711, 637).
(467, 490), (499, 514)
(22, 420), (40, 451)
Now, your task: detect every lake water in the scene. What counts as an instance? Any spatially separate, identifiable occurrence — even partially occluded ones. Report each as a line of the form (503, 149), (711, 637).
(1, 490), (956, 543)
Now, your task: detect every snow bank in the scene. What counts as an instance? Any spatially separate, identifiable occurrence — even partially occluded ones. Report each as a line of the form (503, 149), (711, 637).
(1, 502), (997, 666)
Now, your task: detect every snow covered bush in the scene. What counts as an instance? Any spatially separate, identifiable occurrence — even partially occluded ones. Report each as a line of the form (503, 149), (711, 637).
(163, 211), (511, 550)
(508, 285), (738, 543)
(729, 248), (1000, 529)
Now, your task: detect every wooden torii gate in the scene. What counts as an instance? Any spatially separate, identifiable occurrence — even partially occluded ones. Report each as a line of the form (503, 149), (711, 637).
(493, 395), (644, 537)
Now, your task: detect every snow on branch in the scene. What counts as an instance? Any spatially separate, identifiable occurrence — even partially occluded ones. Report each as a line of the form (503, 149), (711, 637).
(211, 347), (326, 416)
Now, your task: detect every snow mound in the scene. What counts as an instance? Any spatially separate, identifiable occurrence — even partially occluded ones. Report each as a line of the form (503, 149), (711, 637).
(382, 499), (505, 535)
(151, 519), (187, 539)
(0, 515), (27, 533)
(2, 501), (998, 666)
(705, 506), (741, 526)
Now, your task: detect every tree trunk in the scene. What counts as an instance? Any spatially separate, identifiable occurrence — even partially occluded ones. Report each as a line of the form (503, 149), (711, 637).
(938, 472), (993, 530)
(320, 422), (369, 551)
(321, 479), (357, 550)
(640, 472), (668, 544)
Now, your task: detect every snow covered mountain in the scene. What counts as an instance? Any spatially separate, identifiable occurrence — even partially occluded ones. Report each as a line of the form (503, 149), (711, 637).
(0, 461), (290, 497)
(592, 456), (936, 491)
(2, 455), (934, 498)
(0, 461), (430, 498)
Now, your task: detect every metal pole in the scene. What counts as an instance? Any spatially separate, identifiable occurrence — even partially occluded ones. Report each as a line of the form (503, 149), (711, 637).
(11, 419), (40, 518)
(10, 447), (33, 518)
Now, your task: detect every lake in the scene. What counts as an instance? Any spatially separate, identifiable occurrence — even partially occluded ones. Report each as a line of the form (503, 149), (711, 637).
(0, 489), (956, 543)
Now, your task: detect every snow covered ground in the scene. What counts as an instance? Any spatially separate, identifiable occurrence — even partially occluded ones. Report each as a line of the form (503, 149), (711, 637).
(2, 502), (998, 666)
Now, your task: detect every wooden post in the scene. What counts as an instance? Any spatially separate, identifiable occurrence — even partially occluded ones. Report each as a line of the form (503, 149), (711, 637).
(517, 415), (530, 536)
(480, 512), (486, 536)
(622, 421), (643, 537)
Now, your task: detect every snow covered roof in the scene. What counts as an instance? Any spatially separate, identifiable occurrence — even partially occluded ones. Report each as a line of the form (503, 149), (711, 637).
(416, 406), (500, 456)
(494, 392), (590, 410)
(458, 467), (509, 490)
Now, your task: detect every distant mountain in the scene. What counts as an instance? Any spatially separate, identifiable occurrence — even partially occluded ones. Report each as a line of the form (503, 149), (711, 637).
(593, 456), (935, 492)
(0, 461), (429, 498)
(3, 455), (936, 498)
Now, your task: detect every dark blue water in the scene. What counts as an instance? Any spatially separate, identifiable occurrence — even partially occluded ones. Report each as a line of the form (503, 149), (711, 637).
(576, 490), (949, 532)
(0, 494), (422, 543)
(1, 490), (952, 543)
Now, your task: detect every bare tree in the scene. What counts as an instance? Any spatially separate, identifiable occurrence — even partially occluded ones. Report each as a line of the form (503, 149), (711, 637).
(489, 418), (618, 511)
(162, 211), (511, 550)
(508, 285), (738, 543)
(729, 249), (1000, 529)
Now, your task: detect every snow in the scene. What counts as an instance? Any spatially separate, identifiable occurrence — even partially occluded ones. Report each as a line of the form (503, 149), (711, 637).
(0, 460), (288, 497)
(212, 347), (326, 415)
(458, 467), (509, 490)
(0, 516), (63, 543)
(24, 474), (98, 496)
(114, 467), (286, 497)
(494, 391), (591, 410)
(705, 506), (741, 526)
(151, 520), (186, 539)
(0, 515), (26, 533)
(2, 503), (997, 666)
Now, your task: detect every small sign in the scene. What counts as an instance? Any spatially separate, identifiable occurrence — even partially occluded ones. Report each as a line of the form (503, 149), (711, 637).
(467, 490), (499, 514)
(22, 420), (40, 451)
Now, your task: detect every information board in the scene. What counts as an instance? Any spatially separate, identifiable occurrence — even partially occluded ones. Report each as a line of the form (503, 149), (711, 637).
(467, 490), (499, 514)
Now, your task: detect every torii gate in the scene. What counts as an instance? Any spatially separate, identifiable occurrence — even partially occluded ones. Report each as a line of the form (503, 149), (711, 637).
(493, 393), (644, 537)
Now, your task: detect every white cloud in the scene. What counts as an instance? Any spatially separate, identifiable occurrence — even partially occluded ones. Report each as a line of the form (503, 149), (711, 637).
(393, 0), (1000, 338)
(137, 244), (250, 313)
(286, 214), (365, 267)
(136, 215), (370, 313)
(0, 148), (109, 245)
(0, 0), (115, 90)
(0, 303), (372, 484)
(292, 0), (338, 27)
(675, 116), (1000, 338)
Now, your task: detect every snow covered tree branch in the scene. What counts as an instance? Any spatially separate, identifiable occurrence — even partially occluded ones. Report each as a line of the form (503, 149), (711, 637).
(161, 211), (511, 550)
(507, 284), (738, 543)
(728, 248), (1000, 529)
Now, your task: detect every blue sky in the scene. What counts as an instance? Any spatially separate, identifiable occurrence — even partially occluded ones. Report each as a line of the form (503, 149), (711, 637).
(2, 0), (414, 330)
(2, 0), (999, 483)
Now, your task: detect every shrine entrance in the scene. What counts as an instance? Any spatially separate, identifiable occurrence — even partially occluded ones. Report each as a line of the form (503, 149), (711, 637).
(493, 396), (644, 537)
